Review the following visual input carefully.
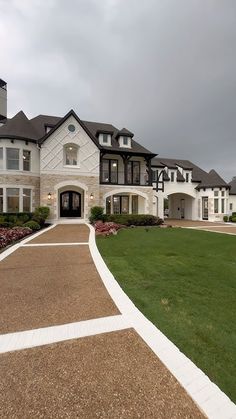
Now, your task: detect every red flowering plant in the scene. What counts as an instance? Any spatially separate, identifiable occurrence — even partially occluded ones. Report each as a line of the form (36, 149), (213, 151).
(94, 221), (126, 236)
(0, 227), (32, 249)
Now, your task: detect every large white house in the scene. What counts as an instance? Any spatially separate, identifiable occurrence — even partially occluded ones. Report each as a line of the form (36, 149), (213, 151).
(0, 79), (232, 222)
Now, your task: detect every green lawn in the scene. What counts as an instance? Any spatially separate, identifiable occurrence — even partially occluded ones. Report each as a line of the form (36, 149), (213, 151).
(97, 227), (236, 402)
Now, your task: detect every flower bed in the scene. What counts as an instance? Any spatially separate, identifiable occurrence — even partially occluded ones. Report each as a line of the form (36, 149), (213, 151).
(0, 227), (32, 249)
(94, 221), (126, 236)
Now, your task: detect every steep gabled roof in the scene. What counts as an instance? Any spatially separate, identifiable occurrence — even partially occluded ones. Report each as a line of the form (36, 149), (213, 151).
(115, 128), (134, 138)
(229, 178), (236, 195)
(30, 112), (154, 155)
(176, 169), (185, 182)
(38, 109), (101, 149)
(151, 157), (229, 189)
(0, 111), (39, 142)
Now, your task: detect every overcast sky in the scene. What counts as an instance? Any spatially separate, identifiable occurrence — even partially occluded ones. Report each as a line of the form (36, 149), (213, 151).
(1, 0), (236, 180)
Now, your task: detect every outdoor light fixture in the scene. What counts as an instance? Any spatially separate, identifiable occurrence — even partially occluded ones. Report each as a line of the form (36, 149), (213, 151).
(48, 192), (52, 200)
(90, 193), (94, 200)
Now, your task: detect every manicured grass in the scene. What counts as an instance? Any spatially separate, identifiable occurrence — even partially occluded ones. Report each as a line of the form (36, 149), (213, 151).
(97, 227), (236, 402)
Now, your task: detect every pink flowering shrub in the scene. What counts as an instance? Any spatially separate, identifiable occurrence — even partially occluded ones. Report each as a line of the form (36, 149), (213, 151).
(0, 227), (32, 249)
(94, 221), (126, 236)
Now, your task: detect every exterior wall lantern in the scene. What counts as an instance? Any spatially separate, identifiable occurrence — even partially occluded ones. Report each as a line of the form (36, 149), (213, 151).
(90, 193), (94, 200)
(48, 192), (52, 200)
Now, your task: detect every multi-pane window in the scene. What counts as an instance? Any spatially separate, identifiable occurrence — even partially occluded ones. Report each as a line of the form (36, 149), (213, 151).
(230, 203), (233, 211)
(0, 188), (3, 212)
(102, 134), (108, 143)
(214, 198), (219, 214)
(101, 159), (118, 183)
(214, 190), (219, 197)
(23, 189), (31, 212)
(186, 173), (189, 182)
(7, 188), (19, 212)
(65, 145), (78, 166)
(221, 199), (225, 213)
(123, 137), (128, 146)
(6, 148), (19, 170)
(221, 190), (225, 197)
(171, 172), (175, 182)
(0, 148), (3, 170)
(113, 195), (129, 214)
(127, 161), (140, 184)
(152, 170), (158, 182)
(132, 195), (138, 214)
(23, 150), (31, 171)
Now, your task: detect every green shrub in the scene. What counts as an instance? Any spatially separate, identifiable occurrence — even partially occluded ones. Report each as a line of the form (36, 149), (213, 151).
(223, 215), (229, 222)
(23, 220), (41, 230)
(32, 206), (50, 226)
(231, 217), (236, 223)
(232, 212), (236, 218)
(229, 216), (233, 222)
(0, 212), (33, 227)
(106, 214), (163, 226)
(89, 206), (106, 223)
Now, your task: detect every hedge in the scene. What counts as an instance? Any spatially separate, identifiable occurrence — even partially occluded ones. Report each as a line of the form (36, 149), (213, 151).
(106, 214), (163, 226)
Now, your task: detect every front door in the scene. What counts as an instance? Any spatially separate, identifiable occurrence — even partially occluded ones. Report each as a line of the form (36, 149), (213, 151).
(60, 191), (81, 217)
(202, 197), (208, 220)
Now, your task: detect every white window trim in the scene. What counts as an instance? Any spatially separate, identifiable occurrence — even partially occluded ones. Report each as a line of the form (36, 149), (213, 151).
(119, 136), (131, 148)
(0, 146), (32, 172)
(0, 185), (34, 213)
(99, 133), (112, 147)
(63, 143), (80, 168)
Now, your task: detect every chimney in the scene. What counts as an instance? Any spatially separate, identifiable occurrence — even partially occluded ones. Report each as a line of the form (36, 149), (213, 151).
(0, 79), (7, 123)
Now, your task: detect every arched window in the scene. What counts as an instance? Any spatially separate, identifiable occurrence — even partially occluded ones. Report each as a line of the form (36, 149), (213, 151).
(64, 144), (79, 166)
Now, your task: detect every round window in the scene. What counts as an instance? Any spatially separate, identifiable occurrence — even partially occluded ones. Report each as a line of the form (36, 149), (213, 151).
(68, 124), (75, 132)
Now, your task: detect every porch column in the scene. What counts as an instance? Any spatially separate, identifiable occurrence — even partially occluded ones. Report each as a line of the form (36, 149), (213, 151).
(157, 196), (164, 219)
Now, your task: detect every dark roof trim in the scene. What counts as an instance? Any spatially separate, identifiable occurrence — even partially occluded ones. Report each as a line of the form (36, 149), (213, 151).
(100, 148), (156, 158)
(95, 129), (114, 137)
(115, 128), (134, 139)
(0, 135), (37, 143)
(38, 109), (101, 149)
(196, 184), (230, 190)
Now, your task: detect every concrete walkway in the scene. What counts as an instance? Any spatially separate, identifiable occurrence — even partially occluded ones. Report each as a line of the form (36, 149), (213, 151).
(0, 223), (235, 418)
(166, 219), (236, 235)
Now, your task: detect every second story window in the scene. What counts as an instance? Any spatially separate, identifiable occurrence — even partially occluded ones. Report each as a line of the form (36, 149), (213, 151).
(23, 150), (31, 171)
(186, 173), (189, 182)
(170, 172), (175, 182)
(101, 159), (118, 183)
(64, 144), (78, 166)
(127, 161), (140, 185)
(6, 148), (19, 170)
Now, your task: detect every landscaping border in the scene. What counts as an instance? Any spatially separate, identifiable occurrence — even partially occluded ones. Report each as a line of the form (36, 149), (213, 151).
(88, 223), (236, 419)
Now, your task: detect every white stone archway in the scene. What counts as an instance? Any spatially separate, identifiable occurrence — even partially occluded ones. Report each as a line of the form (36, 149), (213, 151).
(54, 180), (88, 219)
(103, 188), (149, 214)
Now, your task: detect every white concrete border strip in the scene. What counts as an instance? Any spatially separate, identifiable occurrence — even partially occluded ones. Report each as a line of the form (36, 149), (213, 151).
(87, 223), (236, 419)
(22, 242), (89, 247)
(0, 315), (129, 354)
(0, 224), (56, 262)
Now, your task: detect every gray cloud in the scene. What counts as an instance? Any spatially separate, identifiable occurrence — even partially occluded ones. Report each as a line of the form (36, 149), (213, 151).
(1, 0), (236, 180)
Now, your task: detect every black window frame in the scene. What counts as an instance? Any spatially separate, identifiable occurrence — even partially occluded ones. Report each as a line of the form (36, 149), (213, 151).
(127, 160), (140, 185)
(101, 159), (118, 184)
(23, 149), (31, 172)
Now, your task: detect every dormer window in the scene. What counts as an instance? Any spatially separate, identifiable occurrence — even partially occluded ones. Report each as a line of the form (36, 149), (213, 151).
(64, 144), (79, 166)
(98, 133), (112, 146)
(119, 136), (131, 148)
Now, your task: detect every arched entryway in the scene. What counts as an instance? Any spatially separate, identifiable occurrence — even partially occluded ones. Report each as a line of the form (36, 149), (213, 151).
(60, 191), (81, 217)
(168, 193), (194, 220)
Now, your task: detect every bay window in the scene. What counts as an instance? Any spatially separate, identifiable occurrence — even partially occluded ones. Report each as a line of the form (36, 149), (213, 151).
(7, 148), (19, 170)
(23, 189), (31, 212)
(23, 150), (31, 171)
(7, 188), (19, 212)
(0, 188), (3, 212)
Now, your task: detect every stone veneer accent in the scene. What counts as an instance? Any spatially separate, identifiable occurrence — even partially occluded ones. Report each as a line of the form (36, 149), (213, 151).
(40, 174), (100, 220)
(99, 185), (154, 215)
(0, 174), (40, 211)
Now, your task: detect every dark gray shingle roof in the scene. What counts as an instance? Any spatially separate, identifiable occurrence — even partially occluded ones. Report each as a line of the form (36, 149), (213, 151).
(229, 178), (236, 195)
(151, 157), (229, 189)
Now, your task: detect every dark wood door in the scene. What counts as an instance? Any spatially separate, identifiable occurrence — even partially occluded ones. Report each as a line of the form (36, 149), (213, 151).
(60, 191), (81, 217)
